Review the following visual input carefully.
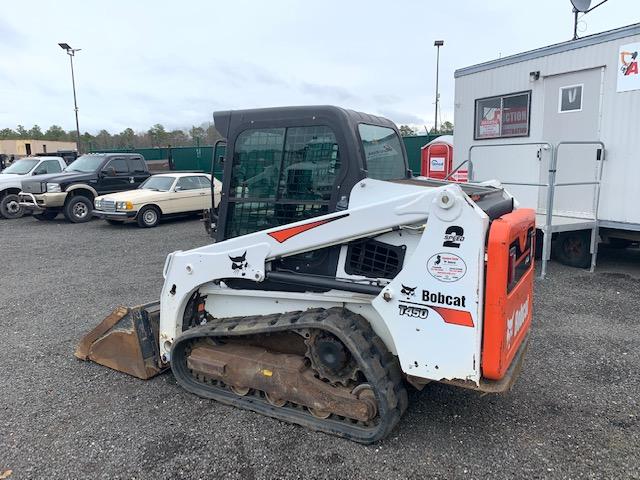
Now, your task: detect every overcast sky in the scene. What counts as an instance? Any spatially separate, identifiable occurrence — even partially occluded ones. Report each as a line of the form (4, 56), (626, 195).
(0, 0), (635, 134)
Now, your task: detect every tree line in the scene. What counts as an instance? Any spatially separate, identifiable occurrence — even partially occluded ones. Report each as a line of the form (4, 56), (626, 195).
(0, 123), (222, 150)
(0, 121), (452, 150)
(398, 121), (454, 136)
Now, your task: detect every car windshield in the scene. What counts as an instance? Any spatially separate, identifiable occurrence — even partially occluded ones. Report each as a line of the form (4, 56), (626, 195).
(2, 158), (39, 175)
(65, 155), (105, 173)
(139, 176), (175, 191)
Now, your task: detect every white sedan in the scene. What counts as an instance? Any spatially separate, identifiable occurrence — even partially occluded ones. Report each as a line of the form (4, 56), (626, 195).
(93, 173), (221, 227)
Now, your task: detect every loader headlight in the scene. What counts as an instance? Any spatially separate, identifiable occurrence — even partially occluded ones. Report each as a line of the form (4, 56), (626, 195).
(46, 183), (61, 193)
(116, 201), (133, 211)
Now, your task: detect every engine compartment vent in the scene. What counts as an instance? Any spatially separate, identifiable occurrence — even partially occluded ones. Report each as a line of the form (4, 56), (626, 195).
(345, 239), (406, 279)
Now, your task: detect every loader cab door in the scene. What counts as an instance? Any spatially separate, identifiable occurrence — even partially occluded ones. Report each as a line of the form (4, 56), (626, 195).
(220, 125), (346, 279)
(223, 126), (341, 236)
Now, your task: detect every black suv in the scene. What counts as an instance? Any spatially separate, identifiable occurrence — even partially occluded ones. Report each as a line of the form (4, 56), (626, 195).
(19, 153), (150, 223)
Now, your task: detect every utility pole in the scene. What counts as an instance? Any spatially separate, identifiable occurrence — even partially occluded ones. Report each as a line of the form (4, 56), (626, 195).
(58, 43), (82, 153)
(433, 40), (444, 134)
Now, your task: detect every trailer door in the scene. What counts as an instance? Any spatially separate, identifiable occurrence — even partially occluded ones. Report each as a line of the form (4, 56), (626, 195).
(542, 67), (603, 218)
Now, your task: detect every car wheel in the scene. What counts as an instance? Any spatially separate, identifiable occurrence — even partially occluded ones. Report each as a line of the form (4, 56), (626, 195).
(64, 196), (93, 223)
(137, 205), (160, 228)
(34, 210), (59, 221)
(0, 193), (24, 219)
(552, 231), (592, 269)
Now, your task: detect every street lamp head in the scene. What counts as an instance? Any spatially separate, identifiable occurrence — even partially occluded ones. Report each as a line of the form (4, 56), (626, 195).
(58, 42), (82, 153)
(434, 40), (444, 47)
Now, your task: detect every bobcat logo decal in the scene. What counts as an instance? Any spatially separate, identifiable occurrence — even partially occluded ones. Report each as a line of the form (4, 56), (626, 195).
(229, 251), (248, 276)
(401, 284), (417, 298)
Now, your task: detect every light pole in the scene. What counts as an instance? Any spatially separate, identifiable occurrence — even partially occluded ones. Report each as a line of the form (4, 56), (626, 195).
(433, 40), (444, 134)
(58, 43), (82, 153)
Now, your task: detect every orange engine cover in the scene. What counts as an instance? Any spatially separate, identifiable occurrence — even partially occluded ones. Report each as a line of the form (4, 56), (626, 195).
(482, 208), (536, 380)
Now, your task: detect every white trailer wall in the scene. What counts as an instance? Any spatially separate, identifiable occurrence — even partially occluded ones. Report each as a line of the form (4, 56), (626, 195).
(454, 24), (640, 228)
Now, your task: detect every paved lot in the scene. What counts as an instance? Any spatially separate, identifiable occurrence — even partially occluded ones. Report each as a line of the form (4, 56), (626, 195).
(1, 216), (639, 479)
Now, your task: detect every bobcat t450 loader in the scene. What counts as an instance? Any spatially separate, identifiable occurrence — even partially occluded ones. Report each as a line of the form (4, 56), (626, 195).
(77, 106), (535, 443)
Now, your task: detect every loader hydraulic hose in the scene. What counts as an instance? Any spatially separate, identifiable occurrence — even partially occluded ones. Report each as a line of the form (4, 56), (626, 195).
(266, 271), (383, 296)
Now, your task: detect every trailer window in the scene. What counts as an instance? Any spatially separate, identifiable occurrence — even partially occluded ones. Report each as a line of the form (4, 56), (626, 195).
(558, 84), (583, 113)
(358, 124), (406, 180)
(475, 91), (531, 140)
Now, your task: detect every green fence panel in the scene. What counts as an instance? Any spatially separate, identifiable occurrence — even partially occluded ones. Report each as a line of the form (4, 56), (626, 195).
(90, 145), (226, 178)
(401, 134), (441, 175)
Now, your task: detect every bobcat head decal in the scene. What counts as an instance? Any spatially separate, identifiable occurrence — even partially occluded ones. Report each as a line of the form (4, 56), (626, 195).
(401, 284), (417, 298)
(229, 251), (248, 276)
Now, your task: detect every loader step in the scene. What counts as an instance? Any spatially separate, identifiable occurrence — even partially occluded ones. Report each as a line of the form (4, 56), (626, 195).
(170, 307), (408, 444)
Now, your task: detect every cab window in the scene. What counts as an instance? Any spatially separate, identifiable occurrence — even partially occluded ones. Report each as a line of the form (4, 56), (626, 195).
(129, 158), (146, 173)
(34, 160), (62, 175)
(279, 126), (340, 202)
(196, 176), (211, 189)
(226, 126), (340, 238)
(230, 126), (339, 201)
(358, 124), (406, 180)
(105, 158), (129, 174)
(231, 128), (286, 200)
(176, 176), (202, 190)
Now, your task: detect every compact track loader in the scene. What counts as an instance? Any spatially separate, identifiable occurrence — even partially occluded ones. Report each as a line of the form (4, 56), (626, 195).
(76, 106), (535, 443)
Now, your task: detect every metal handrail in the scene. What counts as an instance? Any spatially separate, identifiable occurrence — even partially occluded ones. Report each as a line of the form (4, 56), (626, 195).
(468, 142), (554, 185)
(498, 182), (548, 187)
(552, 141), (604, 221)
(549, 141), (605, 274)
(443, 159), (469, 180)
(468, 142), (555, 277)
(467, 141), (604, 278)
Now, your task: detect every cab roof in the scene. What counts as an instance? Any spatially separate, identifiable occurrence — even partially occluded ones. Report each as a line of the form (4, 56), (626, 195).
(151, 172), (210, 178)
(213, 105), (398, 140)
(20, 156), (64, 161)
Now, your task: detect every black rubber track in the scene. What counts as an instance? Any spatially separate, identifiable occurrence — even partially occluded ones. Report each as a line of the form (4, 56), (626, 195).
(171, 307), (408, 444)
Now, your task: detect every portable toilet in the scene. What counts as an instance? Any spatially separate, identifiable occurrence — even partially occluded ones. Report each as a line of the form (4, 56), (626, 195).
(420, 135), (467, 182)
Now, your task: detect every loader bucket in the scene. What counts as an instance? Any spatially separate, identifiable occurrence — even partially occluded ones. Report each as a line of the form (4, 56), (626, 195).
(75, 301), (167, 380)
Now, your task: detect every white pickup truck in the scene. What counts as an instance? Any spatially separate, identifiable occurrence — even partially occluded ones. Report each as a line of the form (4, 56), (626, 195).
(0, 156), (67, 219)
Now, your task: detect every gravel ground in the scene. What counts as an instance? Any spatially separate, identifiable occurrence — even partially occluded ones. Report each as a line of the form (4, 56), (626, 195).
(1, 216), (639, 479)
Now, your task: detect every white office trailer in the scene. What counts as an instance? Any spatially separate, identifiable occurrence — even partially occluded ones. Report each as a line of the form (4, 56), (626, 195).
(453, 23), (640, 276)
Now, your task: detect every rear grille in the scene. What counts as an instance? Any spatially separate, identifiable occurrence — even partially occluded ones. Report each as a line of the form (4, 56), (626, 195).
(22, 181), (44, 194)
(345, 239), (406, 279)
(101, 199), (116, 212)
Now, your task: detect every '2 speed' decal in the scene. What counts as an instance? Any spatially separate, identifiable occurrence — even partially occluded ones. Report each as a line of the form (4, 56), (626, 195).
(442, 225), (465, 248)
